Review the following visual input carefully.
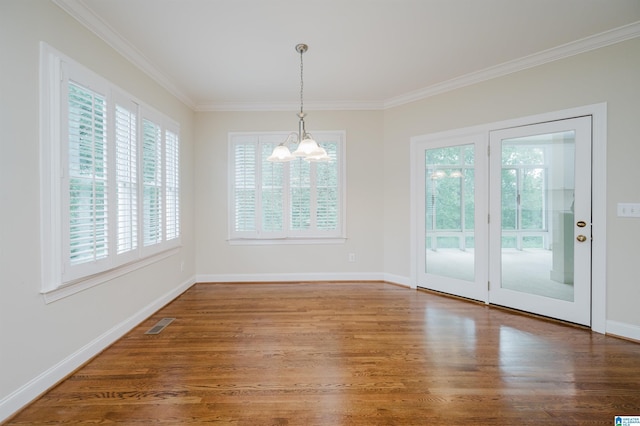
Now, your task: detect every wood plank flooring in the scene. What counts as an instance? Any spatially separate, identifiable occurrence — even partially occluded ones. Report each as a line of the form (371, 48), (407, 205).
(6, 282), (640, 425)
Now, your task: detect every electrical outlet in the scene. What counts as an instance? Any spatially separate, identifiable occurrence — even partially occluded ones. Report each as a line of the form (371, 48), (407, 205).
(348, 253), (356, 262)
(617, 203), (640, 217)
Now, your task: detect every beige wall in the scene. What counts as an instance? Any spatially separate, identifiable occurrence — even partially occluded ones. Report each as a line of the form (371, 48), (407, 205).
(383, 38), (640, 328)
(194, 110), (385, 278)
(0, 0), (196, 414)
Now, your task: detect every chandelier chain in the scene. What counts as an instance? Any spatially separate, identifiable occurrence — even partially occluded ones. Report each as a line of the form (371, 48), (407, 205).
(299, 47), (304, 115)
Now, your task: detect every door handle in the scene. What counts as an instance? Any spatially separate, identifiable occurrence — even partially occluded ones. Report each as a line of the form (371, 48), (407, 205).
(577, 235), (587, 242)
(576, 221), (587, 228)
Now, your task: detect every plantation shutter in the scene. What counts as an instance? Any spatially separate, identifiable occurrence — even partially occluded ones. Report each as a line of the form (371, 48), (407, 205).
(143, 119), (163, 246)
(115, 103), (137, 254)
(165, 129), (180, 241)
(260, 140), (285, 233)
(67, 81), (109, 266)
(315, 141), (338, 230)
(232, 139), (258, 235)
(290, 157), (311, 230)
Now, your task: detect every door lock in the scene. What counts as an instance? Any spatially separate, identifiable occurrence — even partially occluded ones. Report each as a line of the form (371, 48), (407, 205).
(576, 235), (587, 242)
(576, 221), (587, 228)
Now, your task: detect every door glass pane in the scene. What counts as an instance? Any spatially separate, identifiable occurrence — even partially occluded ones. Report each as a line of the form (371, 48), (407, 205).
(425, 144), (474, 282)
(501, 131), (575, 301)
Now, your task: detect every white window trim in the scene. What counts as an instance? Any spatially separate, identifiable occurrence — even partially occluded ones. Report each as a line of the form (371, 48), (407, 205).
(39, 43), (181, 302)
(228, 131), (347, 244)
(42, 248), (180, 304)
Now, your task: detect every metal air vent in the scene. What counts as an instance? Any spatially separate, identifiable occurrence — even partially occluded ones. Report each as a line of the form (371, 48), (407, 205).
(144, 317), (175, 335)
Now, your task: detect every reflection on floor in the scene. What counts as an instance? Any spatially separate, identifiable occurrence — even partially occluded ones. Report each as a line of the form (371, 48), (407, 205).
(426, 248), (574, 301)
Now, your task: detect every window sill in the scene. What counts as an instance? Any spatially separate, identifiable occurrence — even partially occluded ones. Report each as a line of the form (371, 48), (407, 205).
(228, 238), (347, 246)
(41, 247), (181, 304)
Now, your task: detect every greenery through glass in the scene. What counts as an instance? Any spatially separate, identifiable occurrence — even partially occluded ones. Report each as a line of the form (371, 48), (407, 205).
(425, 144), (475, 282)
(501, 141), (548, 249)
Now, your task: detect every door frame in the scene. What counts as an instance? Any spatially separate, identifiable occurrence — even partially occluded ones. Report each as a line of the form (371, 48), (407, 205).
(410, 103), (607, 333)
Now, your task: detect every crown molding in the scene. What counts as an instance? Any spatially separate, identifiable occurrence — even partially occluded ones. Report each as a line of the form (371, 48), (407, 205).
(384, 20), (640, 109)
(52, 1), (639, 112)
(195, 100), (385, 112)
(52, 0), (196, 110)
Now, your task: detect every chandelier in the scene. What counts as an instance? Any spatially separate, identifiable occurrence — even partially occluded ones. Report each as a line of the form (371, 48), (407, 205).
(267, 44), (330, 163)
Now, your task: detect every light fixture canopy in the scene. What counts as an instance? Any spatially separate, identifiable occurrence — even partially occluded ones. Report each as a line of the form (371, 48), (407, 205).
(267, 44), (330, 163)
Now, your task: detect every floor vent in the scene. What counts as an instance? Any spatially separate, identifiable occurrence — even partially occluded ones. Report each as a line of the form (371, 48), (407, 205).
(145, 317), (175, 335)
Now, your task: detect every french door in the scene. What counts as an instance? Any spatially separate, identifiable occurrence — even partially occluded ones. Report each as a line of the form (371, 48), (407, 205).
(489, 117), (592, 325)
(415, 116), (592, 326)
(415, 134), (488, 302)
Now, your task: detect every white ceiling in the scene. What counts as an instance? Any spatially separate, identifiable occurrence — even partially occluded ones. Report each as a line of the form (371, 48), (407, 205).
(54, 0), (640, 111)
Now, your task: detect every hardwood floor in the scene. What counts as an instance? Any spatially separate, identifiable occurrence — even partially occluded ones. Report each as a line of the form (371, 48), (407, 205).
(6, 282), (640, 425)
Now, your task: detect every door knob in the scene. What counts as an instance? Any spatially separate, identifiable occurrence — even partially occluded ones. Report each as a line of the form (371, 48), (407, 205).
(577, 221), (587, 228)
(576, 235), (587, 242)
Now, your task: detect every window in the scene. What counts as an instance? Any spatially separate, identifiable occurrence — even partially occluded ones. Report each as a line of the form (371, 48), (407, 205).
(115, 102), (138, 256)
(165, 129), (180, 241)
(65, 80), (109, 273)
(142, 118), (164, 248)
(500, 142), (549, 249)
(229, 132), (346, 242)
(40, 44), (180, 300)
(424, 142), (549, 251)
(426, 144), (475, 251)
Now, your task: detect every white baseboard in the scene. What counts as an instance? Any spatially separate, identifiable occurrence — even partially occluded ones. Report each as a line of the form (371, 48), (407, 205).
(195, 272), (387, 283)
(383, 273), (412, 288)
(0, 276), (196, 424)
(606, 319), (640, 342)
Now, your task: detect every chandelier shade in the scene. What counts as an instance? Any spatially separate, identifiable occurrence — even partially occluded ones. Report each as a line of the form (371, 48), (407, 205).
(266, 132), (297, 162)
(266, 144), (295, 162)
(292, 137), (318, 157)
(305, 143), (330, 162)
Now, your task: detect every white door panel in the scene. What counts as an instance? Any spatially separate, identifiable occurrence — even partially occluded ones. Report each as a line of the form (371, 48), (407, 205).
(489, 116), (592, 326)
(415, 135), (488, 302)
